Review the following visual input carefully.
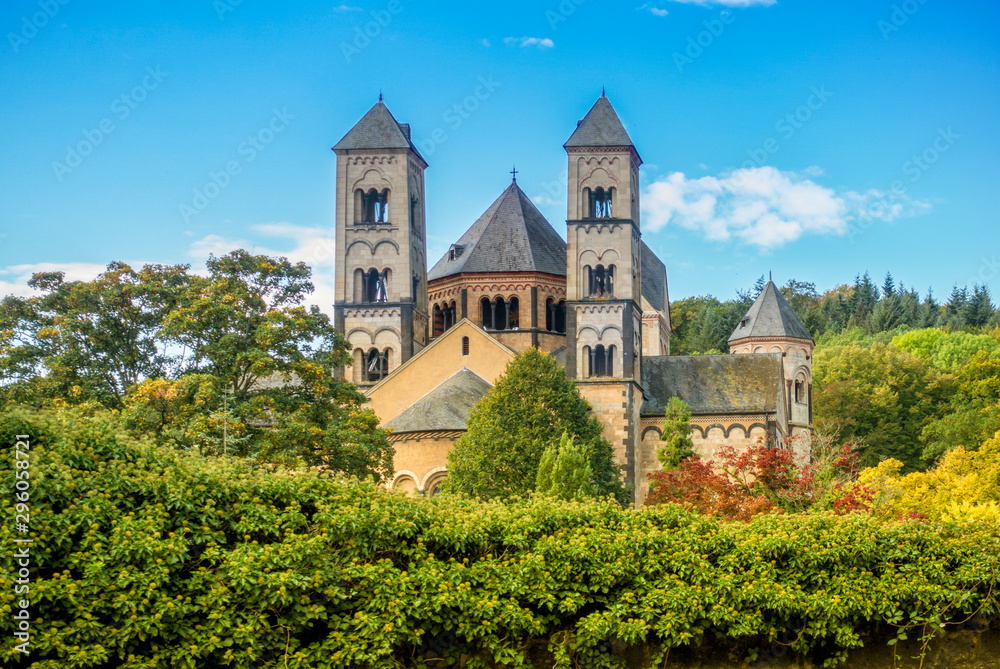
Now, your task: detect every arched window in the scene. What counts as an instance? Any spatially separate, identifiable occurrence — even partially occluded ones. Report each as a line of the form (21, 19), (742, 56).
(480, 297), (494, 330)
(361, 188), (389, 224)
(433, 302), (458, 336)
(412, 274), (420, 301)
(432, 304), (444, 337)
(587, 345), (615, 378)
(589, 187), (613, 218)
(481, 296), (520, 331)
(794, 380), (804, 403)
(362, 269), (389, 303)
(588, 265), (614, 297)
(365, 348), (389, 382)
(545, 298), (567, 333)
(409, 195), (419, 232)
(493, 296), (507, 331)
(462, 336), (470, 356)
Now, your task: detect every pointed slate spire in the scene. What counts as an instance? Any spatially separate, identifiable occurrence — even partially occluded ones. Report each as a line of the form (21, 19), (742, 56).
(427, 181), (567, 281)
(728, 280), (812, 342)
(564, 94), (636, 150)
(332, 100), (425, 162)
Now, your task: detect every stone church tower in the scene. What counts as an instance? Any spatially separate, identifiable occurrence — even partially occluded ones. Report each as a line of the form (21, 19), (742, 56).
(564, 94), (645, 490)
(332, 99), (430, 386)
(729, 279), (815, 444)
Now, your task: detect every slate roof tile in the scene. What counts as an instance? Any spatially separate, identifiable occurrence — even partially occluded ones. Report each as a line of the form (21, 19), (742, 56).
(728, 280), (812, 342)
(564, 94), (636, 149)
(641, 354), (784, 415)
(332, 100), (426, 162)
(384, 368), (492, 433)
(427, 181), (567, 281)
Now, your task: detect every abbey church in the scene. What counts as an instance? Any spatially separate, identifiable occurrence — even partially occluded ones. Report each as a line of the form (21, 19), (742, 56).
(332, 94), (815, 506)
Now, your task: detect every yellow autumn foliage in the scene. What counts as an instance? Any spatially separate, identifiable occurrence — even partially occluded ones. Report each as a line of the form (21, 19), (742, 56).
(853, 431), (1000, 524)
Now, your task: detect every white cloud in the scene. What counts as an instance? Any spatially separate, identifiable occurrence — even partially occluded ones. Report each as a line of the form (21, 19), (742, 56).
(504, 36), (555, 50)
(531, 195), (559, 206)
(0, 262), (111, 298)
(664, 0), (775, 6)
(0, 224), (339, 315)
(481, 38), (491, 47)
(187, 223), (338, 313)
(333, 5), (362, 11)
(641, 166), (930, 248)
(637, 4), (670, 16)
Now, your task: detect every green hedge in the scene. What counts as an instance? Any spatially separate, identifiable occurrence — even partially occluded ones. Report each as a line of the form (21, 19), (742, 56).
(1, 406), (998, 668)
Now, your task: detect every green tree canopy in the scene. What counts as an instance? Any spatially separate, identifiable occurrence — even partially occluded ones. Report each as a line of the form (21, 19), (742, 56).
(0, 262), (191, 407)
(891, 327), (1000, 373)
(445, 347), (626, 502)
(535, 432), (596, 501)
(813, 341), (956, 470)
(0, 250), (394, 482)
(656, 397), (696, 470)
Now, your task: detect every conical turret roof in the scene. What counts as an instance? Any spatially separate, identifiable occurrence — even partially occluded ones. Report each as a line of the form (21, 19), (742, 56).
(332, 100), (425, 162)
(729, 280), (812, 342)
(428, 180), (567, 281)
(564, 94), (637, 151)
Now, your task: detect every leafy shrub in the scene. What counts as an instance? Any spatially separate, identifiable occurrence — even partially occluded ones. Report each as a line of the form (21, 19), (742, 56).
(836, 431), (1000, 525)
(2, 406), (998, 668)
(647, 437), (859, 521)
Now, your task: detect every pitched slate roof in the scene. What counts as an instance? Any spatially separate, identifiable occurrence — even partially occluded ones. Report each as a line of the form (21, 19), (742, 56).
(384, 368), (491, 433)
(564, 94), (636, 150)
(728, 280), (813, 343)
(332, 100), (426, 162)
(427, 180), (567, 281)
(641, 354), (784, 416)
(641, 241), (668, 314)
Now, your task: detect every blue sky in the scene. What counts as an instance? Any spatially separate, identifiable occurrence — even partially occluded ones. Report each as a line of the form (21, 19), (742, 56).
(1, 0), (998, 311)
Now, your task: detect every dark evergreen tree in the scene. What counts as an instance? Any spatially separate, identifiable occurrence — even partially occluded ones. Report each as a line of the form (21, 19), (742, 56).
(941, 285), (968, 329)
(849, 273), (880, 332)
(965, 285), (994, 328)
(882, 272), (896, 298)
(445, 348), (627, 503)
(919, 288), (940, 328)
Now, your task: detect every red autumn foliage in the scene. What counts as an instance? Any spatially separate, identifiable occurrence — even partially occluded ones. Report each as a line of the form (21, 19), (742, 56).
(647, 437), (862, 521)
(831, 483), (877, 514)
